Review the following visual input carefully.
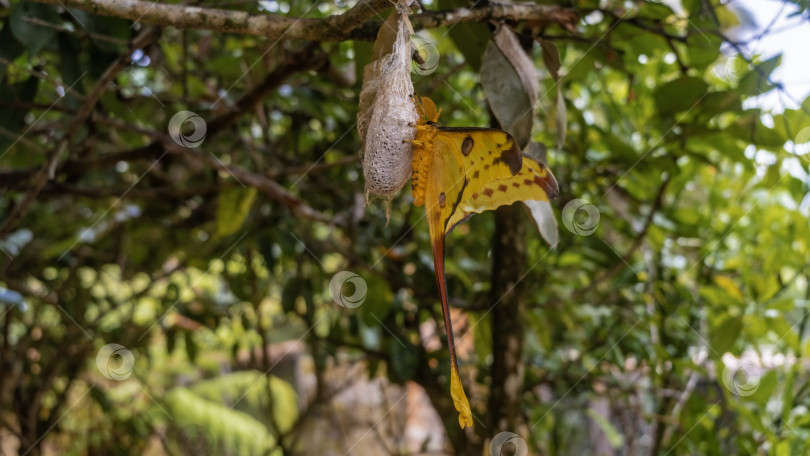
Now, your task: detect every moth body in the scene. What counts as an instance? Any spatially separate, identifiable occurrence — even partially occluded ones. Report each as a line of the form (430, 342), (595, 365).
(410, 122), (439, 207)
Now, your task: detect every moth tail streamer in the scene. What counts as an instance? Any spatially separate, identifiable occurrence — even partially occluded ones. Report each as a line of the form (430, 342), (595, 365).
(450, 365), (473, 429)
(433, 234), (473, 429)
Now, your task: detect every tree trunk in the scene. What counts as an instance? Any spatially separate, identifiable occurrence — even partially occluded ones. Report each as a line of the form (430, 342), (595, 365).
(488, 204), (529, 438)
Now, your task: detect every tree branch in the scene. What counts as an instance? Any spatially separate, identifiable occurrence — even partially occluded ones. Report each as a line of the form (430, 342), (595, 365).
(28, 0), (576, 41)
(1, 43), (340, 246)
(163, 140), (342, 226)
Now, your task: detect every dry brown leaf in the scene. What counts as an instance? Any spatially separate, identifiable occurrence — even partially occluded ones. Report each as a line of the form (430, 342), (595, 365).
(481, 25), (538, 147)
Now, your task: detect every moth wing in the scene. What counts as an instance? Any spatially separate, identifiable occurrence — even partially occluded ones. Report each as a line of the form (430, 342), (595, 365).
(423, 133), (468, 240)
(432, 128), (559, 233)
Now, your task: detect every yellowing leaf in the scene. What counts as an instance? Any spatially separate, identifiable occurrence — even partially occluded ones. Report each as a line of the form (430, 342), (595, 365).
(713, 275), (743, 302)
(216, 187), (257, 237)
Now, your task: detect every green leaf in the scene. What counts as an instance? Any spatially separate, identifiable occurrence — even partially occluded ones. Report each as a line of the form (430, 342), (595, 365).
(437, 0), (490, 71)
(216, 187), (257, 237)
(165, 372), (297, 455)
(769, 317), (799, 351)
(187, 370), (298, 433)
(0, 76), (40, 149)
(184, 331), (198, 363)
(730, 114), (786, 149)
(10, 2), (59, 56)
(0, 19), (25, 81)
(768, 297), (795, 312)
(709, 315), (742, 357)
(614, 22), (669, 60)
(639, 1), (675, 19)
(779, 97), (810, 137)
(600, 130), (637, 161)
(473, 312), (492, 362)
(742, 314), (768, 338)
(751, 275), (780, 302)
(527, 310), (551, 352)
(58, 33), (84, 110)
(653, 76), (709, 115)
(564, 45), (600, 80)
(685, 31), (722, 70)
(586, 409), (625, 448)
(354, 40), (373, 88)
(281, 277), (302, 313)
(774, 440), (790, 456)
(682, 0), (702, 13)
(749, 369), (778, 405)
(736, 55), (781, 97)
(698, 91), (742, 118)
(359, 274), (392, 326)
(388, 338), (419, 383)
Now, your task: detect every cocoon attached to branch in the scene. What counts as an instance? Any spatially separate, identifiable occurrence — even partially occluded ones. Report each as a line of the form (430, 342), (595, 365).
(357, 1), (418, 205)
